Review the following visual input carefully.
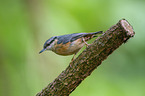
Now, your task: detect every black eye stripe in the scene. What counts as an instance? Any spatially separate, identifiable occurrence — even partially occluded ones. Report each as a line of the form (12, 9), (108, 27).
(47, 37), (56, 46)
(44, 37), (57, 48)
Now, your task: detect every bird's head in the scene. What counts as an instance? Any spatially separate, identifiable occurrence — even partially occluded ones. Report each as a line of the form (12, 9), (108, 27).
(39, 36), (57, 54)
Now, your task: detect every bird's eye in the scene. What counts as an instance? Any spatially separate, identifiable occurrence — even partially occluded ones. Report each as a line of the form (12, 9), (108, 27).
(44, 37), (57, 48)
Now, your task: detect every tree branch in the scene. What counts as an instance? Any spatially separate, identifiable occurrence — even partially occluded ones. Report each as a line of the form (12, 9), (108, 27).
(36, 19), (135, 96)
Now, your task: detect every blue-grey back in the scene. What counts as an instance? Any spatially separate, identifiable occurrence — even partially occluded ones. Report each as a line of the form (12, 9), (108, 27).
(57, 33), (87, 44)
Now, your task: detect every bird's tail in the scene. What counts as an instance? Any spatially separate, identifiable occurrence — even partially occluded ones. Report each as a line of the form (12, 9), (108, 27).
(91, 31), (103, 35)
(91, 31), (103, 38)
(86, 31), (103, 38)
(83, 31), (103, 41)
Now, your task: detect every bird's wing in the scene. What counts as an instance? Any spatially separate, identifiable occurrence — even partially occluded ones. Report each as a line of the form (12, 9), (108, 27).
(70, 33), (86, 42)
(57, 32), (102, 44)
(57, 33), (85, 44)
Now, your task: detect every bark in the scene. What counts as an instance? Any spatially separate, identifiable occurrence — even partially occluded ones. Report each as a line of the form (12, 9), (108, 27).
(36, 19), (135, 96)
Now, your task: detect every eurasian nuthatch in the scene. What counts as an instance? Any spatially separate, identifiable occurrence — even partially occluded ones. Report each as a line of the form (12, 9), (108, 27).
(39, 31), (103, 60)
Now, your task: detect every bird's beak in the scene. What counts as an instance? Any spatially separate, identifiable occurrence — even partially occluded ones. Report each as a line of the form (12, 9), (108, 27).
(39, 48), (46, 54)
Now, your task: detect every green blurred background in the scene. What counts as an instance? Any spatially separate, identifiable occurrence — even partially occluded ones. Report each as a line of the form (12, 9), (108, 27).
(0, 0), (145, 96)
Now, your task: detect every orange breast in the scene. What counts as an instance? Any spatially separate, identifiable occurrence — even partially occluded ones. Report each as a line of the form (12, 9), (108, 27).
(52, 38), (84, 55)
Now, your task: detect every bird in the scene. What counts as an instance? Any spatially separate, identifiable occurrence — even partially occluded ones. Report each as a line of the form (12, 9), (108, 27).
(39, 31), (103, 61)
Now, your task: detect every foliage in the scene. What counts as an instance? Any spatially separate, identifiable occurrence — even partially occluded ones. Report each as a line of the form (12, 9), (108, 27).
(0, 0), (145, 96)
